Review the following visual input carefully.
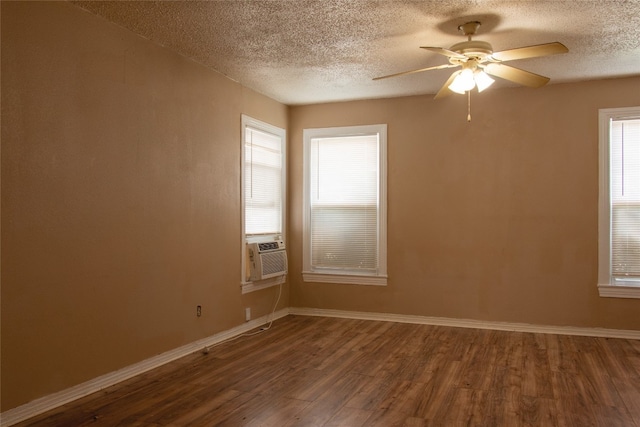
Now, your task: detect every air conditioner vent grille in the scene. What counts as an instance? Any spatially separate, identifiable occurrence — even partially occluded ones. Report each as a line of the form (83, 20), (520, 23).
(260, 251), (288, 277)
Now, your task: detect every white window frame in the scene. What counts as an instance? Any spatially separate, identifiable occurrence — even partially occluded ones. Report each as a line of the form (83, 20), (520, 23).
(241, 115), (286, 292)
(302, 124), (387, 286)
(598, 106), (640, 299)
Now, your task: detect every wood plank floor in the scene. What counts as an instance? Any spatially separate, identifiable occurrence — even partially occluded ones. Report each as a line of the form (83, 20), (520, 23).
(15, 315), (640, 426)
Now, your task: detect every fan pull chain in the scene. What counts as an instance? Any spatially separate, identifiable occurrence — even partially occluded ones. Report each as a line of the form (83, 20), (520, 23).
(467, 90), (471, 122)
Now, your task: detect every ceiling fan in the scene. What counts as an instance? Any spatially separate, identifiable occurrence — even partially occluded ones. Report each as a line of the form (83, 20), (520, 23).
(374, 21), (569, 99)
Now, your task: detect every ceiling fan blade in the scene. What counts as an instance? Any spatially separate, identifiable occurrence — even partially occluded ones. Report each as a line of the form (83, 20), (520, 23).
(420, 46), (467, 59)
(484, 63), (550, 87)
(491, 42), (568, 62)
(434, 70), (461, 99)
(373, 63), (457, 81)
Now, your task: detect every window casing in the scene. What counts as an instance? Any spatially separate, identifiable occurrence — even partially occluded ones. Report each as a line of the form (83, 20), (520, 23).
(598, 106), (640, 299)
(303, 124), (387, 285)
(241, 115), (286, 289)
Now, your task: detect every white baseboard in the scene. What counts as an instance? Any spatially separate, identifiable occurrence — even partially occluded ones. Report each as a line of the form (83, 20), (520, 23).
(289, 307), (640, 340)
(0, 308), (289, 427)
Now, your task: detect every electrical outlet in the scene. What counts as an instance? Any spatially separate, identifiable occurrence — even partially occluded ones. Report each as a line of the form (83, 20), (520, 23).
(197, 305), (202, 317)
(245, 307), (251, 321)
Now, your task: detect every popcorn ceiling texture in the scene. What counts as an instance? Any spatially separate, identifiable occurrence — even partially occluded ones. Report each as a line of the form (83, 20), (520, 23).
(71, 1), (640, 105)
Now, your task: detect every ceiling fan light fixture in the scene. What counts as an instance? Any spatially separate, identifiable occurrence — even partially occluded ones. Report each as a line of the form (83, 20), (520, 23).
(474, 70), (495, 92)
(448, 68), (475, 94)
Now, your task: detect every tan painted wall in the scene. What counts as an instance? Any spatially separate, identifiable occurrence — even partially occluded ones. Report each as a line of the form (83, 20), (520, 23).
(288, 77), (640, 331)
(1, 2), (288, 411)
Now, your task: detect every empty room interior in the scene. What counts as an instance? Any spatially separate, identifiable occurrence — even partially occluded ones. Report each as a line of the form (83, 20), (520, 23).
(2, 1), (640, 426)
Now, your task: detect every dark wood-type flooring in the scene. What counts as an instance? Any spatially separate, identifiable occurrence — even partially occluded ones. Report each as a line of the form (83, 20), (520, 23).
(15, 315), (640, 426)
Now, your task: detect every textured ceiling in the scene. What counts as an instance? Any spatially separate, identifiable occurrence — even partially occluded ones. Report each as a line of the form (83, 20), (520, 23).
(71, 0), (640, 105)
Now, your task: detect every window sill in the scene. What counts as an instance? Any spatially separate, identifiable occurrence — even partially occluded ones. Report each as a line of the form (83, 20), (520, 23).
(598, 284), (640, 299)
(241, 275), (286, 294)
(302, 271), (387, 286)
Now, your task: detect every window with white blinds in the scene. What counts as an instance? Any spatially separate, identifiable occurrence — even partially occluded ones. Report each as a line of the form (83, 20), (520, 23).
(610, 118), (640, 281)
(598, 107), (640, 299)
(241, 115), (285, 283)
(244, 127), (283, 236)
(303, 124), (387, 285)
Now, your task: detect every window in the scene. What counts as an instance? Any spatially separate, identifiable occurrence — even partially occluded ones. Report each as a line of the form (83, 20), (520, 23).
(303, 124), (387, 285)
(241, 115), (286, 289)
(598, 107), (640, 299)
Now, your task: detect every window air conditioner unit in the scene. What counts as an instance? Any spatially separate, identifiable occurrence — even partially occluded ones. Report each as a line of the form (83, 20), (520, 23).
(248, 240), (288, 281)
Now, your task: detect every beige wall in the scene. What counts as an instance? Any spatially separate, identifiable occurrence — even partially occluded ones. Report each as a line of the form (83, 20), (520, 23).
(1, 1), (288, 411)
(288, 77), (640, 331)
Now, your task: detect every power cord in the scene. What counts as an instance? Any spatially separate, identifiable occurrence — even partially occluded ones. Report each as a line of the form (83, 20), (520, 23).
(258, 279), (283, 331)
(202, 279), (283, 354)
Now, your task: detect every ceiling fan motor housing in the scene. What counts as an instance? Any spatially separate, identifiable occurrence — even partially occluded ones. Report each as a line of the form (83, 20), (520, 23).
(449, 40), (493, 62)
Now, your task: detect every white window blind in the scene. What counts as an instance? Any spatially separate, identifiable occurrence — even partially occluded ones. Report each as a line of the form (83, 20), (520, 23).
(610, 118), (640, 282)
(244, 126), (283, 236)
(310, 134), (379, 272)
(303, 124), (387, 285)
